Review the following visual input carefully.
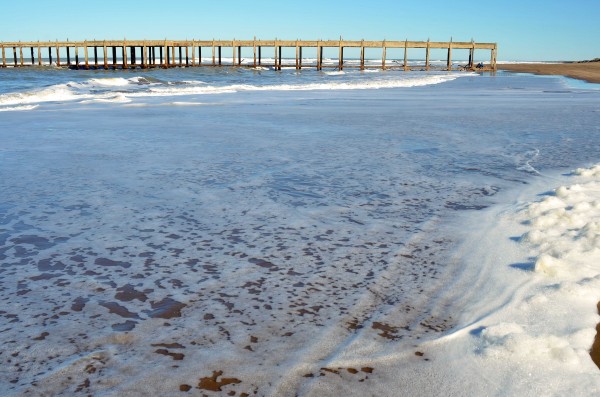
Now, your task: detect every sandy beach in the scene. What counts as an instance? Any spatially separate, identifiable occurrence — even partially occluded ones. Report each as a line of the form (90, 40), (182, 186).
(499, 61), (600, 84)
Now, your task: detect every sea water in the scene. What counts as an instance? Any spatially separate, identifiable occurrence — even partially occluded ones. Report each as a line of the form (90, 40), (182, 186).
(0, 66), (599, 396)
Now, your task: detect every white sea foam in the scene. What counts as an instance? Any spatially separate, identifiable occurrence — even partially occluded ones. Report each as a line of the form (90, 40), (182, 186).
(0, 72), (467, 108)
(0, 104), (38, 111)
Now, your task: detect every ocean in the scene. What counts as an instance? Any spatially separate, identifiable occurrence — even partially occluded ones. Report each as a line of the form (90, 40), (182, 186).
(1, 64), (599, 396)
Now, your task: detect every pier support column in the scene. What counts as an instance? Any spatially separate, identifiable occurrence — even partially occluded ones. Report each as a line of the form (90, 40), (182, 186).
(162, 44), (166, 68)
(94, 46), (98, 68)
(30, 47), (34, 65)
(178, 46), (182, 66)
(84, 43), (89, 69)
(425, 40), (430, 71)
(13, 47), (17, 66)
(143, 44), (148, 68)
(274, 42), (278, 70)
(403, 40), (408, 71)
(74, 47), (79, 69)
(55, 43), (60, 66)
(198, 46), (201, 65)
(360, 40), (365, 70)
(112, 46), (117, 68)
(212, 41), (215, 66)
(66, 46), (71, 66)
(339, 40), (343, 70)
(491, 45), (497, 71)
(238, 46), (241, 66)
(278, 45), (282, 70)
(103, 43), (108, 69)
(130, 46), (136, 66)
(185, 45), (189, 66)
(232, 42), (236, 66)
(48, 47), (52, 65)
(123, 44), (128, 69)
(38, 45), (42, 66)
(316, 41), (321, 70)
(218, 46), (221, 66)
(19, 46), (24, 66)
(447, 38), (452, 71)
(258, 46), (261, 66)
(1, 46), (5, 67)
(295, 41), (299, 70)
(382, 40), (386, 70)
(191, 41), (195, 66)
(468, 47), (474, 69)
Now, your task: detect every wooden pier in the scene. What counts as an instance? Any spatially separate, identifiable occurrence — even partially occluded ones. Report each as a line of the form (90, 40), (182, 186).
(0, 39), (497, 71)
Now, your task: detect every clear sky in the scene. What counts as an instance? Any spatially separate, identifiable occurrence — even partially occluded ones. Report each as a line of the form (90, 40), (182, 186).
(1, 0), (599, 61)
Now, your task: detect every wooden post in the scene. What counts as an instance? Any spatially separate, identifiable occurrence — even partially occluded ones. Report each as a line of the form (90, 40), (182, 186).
(316, 41), (321, 70)
(185, 45), (189, 66)
(66, 46), (71, 66)
(1, 46), (5, 67)
(191, 40), (195, 66)
(339, 37), (343, 70)
(253, 37), (257, 67)
(382, 40), (386, 70)
(12, 47), (17, 66)
(19, 46), (24, 66)
(130, 46), (135, 65)
(74, 46), (79, 69)
(143, 44), (148, 68)
(178, 46), (182, 66)
(447, 38), (452, 71)
(232, 41), (236, 66)
(218, 45), (222, 66)
(37, 44), (42, 66)
(278, 45), (282, 70)
(212, 40), (215, 66)
(123, 43), (128, 69)
(198, 46), (201, 65)
(360, 39), (365, 70)
(163, 41), (168, 68)
(112, 46), (117, 68)
(55, 42), (60, 66)
(403, 40), (408, 71)
(30, 47), (34, 65)
(425, 39), (430, 71)
(468, 43), (474, 69)
(238, 46), (241, 66)
(491, 45), (497, 71)
(94, 46), (98, 67)
(299, 45), (302, 69)
(258, 46), (261, 66)
(274, 40), (278, 70)
(48, 46), (52, 65)
(103, 43), (108, 69)
(84, 42), (89, 69)
(295, 40), (299, 70)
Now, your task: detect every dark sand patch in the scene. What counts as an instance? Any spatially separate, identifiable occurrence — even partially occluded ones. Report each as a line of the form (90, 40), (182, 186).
(590, 301), (600, 369)
(499, 62), (600, 84)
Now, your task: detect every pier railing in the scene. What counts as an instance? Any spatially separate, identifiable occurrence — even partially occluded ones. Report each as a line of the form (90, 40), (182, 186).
(0, 39), (497, 71)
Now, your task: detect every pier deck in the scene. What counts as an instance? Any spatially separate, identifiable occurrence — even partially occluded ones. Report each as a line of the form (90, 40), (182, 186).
(0, 39), (497, 71)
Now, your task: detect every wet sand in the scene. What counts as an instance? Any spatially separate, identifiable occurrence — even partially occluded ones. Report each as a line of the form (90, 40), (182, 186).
(499, 62), (600, 84)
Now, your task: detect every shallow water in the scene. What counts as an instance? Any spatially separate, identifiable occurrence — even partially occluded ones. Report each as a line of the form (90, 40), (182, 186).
(1, 68), (599, 395)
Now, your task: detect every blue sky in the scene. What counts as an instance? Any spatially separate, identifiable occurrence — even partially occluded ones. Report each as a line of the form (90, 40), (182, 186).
(1, 0), (599, 61)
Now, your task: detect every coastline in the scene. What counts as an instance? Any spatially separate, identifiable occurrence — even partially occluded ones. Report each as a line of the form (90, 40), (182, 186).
(498, 61), (600, 84)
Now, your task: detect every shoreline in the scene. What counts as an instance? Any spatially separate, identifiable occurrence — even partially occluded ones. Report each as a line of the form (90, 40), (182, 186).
(498, 61), (600, 84)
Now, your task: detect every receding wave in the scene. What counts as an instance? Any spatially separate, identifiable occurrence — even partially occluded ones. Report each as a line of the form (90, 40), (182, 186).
(0, 72), (467, 108)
